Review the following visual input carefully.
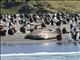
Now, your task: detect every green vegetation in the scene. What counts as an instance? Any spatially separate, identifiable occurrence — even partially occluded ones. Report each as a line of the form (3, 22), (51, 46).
(0, 0), (80, 14)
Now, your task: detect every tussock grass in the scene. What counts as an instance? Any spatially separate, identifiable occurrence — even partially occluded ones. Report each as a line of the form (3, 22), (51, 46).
(1, 0), (80, 14)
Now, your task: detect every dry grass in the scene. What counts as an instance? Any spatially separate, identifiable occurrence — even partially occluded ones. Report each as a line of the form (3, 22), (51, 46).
(1, 1), (80, 14)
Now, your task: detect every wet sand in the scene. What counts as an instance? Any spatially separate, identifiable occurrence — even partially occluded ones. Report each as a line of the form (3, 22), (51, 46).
(1, 33), (79, 45)
(1, 33), (57, 44)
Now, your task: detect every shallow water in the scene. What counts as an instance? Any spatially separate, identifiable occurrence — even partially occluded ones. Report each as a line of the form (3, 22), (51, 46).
(1, 42), (80, 54)
(1, 42), (80, 60)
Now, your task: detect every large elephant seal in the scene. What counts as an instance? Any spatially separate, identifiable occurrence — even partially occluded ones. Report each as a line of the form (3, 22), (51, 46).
(24, 29), (57, 40)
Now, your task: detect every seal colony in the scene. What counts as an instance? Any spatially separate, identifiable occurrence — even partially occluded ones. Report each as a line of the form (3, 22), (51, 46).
(0, 12), (80, 45)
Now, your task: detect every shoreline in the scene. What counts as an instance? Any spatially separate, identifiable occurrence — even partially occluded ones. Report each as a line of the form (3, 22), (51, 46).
(1, 34), (80, 45)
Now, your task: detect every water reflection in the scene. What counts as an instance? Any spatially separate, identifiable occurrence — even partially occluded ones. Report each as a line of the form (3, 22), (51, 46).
(56, 42), (62, 46)
(42, 43), (51, 47)
(1, 42), (80, 54)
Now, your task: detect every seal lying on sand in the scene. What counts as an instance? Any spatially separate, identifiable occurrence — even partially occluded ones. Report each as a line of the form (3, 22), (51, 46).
(25, 29), (57, 40)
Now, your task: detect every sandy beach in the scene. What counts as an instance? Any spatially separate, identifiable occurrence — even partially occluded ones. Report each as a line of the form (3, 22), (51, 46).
(1, 33), (80, 45)
(0, 33), (56, 44)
